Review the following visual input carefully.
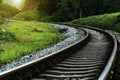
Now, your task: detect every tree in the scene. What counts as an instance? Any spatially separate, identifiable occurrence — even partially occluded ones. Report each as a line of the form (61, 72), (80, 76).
(51, 0), (80, 21)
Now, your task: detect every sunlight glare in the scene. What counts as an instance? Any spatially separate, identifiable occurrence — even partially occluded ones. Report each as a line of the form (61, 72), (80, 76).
(15, 0), (21, 4)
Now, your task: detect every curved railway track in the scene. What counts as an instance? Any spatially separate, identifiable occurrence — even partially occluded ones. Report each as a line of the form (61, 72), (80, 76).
(0, 24), (118, 80)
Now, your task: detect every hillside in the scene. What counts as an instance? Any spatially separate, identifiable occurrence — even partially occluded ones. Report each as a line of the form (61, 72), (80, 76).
(0, 0), (48, 20)
(8, 0), (55, 22)
(22, 0), (40, 10)
(69, 12), (120, 33)
(23, 0), (58, 14)
(0, 2), (19, 17)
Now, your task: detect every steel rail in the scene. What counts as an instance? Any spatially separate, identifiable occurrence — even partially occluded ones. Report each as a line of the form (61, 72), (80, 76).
(98, 32), (117, 80)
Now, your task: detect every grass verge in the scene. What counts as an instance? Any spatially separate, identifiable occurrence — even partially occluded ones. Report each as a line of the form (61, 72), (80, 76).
(0, 21), (60, 64)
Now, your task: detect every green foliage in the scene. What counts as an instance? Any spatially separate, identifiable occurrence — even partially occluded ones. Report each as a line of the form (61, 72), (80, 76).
(23, 0), (58, 14)
(12, 10), (50, 22)
(0, 18), (5, 24)
(0, 21), (60, 64)
(0, 28), (16, 41)
(50, 0), (120, 21)
(0, 3), (19, 17)
(70, 12), (120, 32)
(1, 0), (120, 22)
(51, 0), (80, 22)
(114, 23), (120, 32)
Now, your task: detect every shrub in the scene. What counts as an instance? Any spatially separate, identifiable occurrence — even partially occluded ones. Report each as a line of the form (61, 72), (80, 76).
(0, 28), (16, 40)
(70, 12), (120, 32)
(114, 23), (120, 32)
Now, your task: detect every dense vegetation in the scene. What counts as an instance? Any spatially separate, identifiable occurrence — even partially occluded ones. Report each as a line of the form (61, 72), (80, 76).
(0, 2), (19, 17)
(11, 10), (50, 22)
(69, 12), (120, 32)
(22, 0), (120, 21)
(0, 21), (60, 64)
(1, 0), (120, 22)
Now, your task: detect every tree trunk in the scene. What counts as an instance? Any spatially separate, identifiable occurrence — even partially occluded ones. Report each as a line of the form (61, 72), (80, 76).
(80, 0), (82, 18)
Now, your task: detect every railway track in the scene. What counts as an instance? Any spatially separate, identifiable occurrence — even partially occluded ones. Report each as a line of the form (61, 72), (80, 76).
(0, 24), (118, 80)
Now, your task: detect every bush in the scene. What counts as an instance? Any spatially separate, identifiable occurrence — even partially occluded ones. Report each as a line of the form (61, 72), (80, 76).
(70, 12), (120, 32)
(114, 23), (120, 32)
(0, 18), (4, 24)
(0, 28), (16, 40)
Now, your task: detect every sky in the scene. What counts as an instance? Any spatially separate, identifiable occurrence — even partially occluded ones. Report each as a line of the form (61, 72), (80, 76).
(3, 0), (25, 10)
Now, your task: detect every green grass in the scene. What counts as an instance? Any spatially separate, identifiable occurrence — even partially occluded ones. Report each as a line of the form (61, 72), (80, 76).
(69, 12), (120, 32)
(0, 21), (60, 64)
